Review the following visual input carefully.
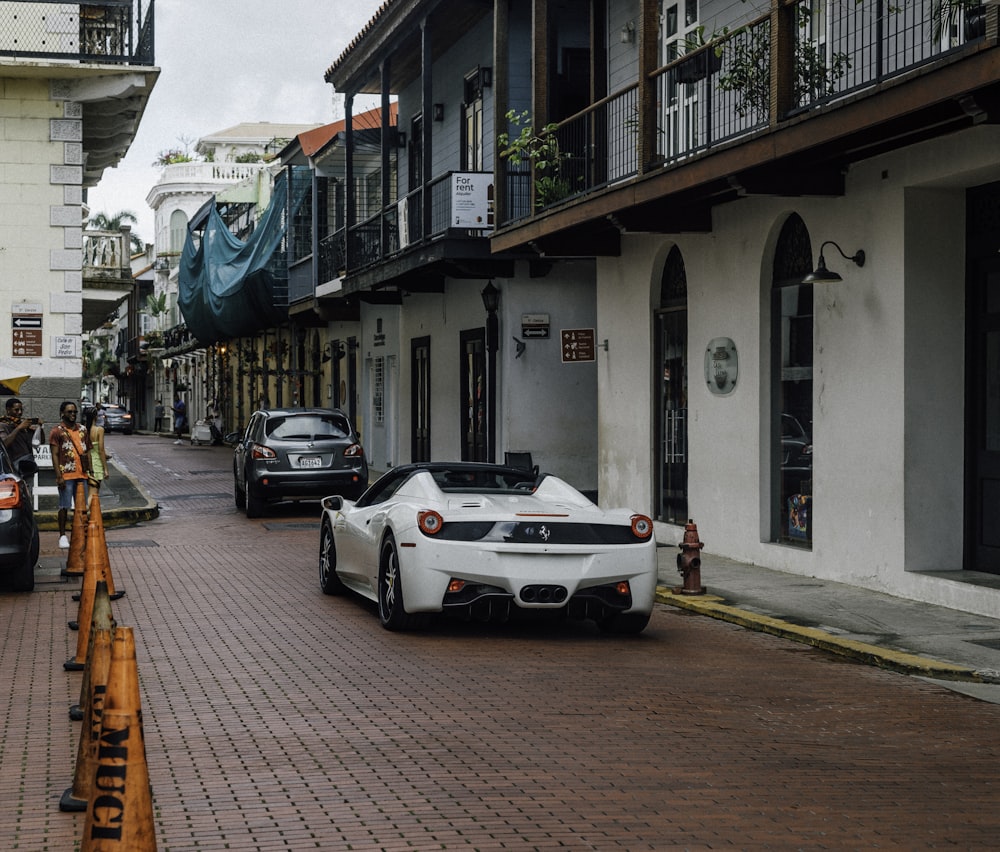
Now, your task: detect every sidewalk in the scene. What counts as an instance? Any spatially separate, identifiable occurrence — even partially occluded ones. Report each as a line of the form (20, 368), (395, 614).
(34, 433), (1000, 702)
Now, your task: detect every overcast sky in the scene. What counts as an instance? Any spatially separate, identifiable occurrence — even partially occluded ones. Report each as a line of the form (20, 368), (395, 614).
(86, 0), (385, 245)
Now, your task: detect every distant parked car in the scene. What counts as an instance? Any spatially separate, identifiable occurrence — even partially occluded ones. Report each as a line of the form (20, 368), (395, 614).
(233, 408), (368, 518)
(317, 462), (657, 633)
(0, 441), (39, 592)
(101, 404), (134, 435)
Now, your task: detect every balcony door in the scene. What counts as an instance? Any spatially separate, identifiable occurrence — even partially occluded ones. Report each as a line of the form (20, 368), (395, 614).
(662, 0), (702, 159)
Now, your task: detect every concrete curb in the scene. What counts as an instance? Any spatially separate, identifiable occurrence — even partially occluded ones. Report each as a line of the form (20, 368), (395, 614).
(656, 587), (1000, 684)
(35, 460), (159, 531)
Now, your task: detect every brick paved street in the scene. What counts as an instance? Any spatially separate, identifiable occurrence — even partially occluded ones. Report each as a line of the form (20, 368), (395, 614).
(3, 433), (1000, 850)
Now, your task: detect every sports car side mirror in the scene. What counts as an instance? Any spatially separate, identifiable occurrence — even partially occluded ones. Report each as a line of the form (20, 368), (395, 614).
(322, 495), (344, 512)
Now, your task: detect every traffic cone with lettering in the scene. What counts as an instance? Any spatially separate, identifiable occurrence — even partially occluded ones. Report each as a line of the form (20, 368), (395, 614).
(60, 610), (113, 812)
(81, 627), (156, 851)
(63, 480), (89, 578)
(65, 499), (108, 670)
(71, 580), (115, 721)
(89, 490), (123, 601)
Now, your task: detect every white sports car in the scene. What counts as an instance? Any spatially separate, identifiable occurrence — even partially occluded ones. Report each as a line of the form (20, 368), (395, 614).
(318, 462), (657, 633)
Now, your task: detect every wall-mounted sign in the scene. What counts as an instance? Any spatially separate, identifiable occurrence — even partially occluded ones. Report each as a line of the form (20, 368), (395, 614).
(53, 336), (79, 358)
(705, 337), (738, 395)
(561, 328), (596, 363)
(451, 173), (493, 230)
(11, 312), (43, 357)
(522, 313), (550, 339)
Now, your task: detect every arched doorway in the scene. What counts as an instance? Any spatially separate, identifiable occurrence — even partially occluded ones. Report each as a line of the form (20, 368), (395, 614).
(655, 245), (688, 525)
(770, 214), (814, 546)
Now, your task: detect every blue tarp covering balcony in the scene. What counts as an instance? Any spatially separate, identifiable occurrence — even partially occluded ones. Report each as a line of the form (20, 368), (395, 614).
(179, 177), (304, 343)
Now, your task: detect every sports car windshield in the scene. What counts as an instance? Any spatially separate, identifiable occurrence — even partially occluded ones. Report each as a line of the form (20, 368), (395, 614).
(266, 414), (350, 441)
(429, 467), (532, 494)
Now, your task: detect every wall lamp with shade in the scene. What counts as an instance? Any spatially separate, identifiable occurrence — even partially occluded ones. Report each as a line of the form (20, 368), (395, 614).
(802, 241), (866, 283)
(620, 20), (635, 43)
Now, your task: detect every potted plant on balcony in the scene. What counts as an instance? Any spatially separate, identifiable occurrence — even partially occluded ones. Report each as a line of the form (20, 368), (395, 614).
(498, 110), (575, 208)
(675, 26), (725, 84)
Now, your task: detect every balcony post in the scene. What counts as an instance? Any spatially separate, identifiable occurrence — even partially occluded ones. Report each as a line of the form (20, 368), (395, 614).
(345, 93), (355, 271)
(493, 0), (509, 224)
(770, 0), (796, 124)
(637, 0), (659, 173)
(531, 0), (549, 211)
(381, 58), (392, 261)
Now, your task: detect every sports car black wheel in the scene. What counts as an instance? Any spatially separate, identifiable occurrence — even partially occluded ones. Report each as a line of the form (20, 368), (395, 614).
(377, 534), (426, 630)
(319, 520), (346, 595)
(234, 476), (246, 510)
(598, 611), (650, 635)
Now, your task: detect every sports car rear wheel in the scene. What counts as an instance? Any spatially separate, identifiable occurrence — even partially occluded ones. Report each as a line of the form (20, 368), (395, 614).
(598, 611), (650, 635)
(378, 535), (425, 630)
(319, 520), (346, 595)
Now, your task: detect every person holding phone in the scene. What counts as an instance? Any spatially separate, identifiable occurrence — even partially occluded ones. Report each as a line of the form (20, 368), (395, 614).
(0, 397), (44, 467)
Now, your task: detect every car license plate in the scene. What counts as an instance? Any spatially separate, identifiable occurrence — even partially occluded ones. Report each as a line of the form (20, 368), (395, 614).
(299, 456), (322, 468)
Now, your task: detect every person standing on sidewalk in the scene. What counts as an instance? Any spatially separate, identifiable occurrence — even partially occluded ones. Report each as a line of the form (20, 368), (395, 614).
(49, 401), (91, 549)
(83, 406), (110, 491)
(153, 399), (165, 432)
(172, 394), (187, 444)
(0, 398), (44, 467)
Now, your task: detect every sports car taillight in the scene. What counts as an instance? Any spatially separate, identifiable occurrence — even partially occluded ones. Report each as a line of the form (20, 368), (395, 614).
(0, 478), (23, 509)
(418, 510), (444, 535)
(631, 514), (653, 540)
(344, 443), (364, 458)
(251, 443), (276, 460)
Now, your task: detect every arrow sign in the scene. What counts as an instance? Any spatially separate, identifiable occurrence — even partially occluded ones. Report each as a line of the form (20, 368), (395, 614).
(12, 316), (42, 328)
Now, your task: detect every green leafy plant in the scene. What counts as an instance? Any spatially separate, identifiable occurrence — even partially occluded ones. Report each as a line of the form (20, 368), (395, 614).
(497, 110), (574, 208)
(718, 9), (851, 119)
(144, 292), (167, 317)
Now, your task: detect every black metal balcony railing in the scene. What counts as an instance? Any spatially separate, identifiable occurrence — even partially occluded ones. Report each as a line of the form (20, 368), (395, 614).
(315, 171), (493, 280)
(0, 0), (154, 65)
(500, 0), (988, 225)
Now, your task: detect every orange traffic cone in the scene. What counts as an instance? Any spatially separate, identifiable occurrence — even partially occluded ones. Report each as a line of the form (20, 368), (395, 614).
(63, 480), (89, 578)
(89, 491), (123, 601)
(60, 619), (113, 812)
(71, 581), (116, 721)
(65, 502), (107, 670)
(81, 627), (156, 851)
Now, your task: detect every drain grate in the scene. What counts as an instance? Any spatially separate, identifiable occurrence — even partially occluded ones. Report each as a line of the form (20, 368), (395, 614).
(188, 470), (228, 476)
(263, 523), (317, 531)
(107, 540), (159, 548)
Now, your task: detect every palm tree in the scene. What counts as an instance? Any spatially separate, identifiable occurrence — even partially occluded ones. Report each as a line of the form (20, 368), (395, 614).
(87, 210), (144, 254)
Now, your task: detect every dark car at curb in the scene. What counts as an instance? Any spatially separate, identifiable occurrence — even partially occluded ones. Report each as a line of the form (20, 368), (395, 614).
(233, 408), (368, 518)
(101, 404), (134, 434)
(0, 442), (40, 592)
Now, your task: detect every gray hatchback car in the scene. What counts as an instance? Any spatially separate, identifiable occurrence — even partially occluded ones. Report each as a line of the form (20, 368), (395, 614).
(233, 408), (368, 518)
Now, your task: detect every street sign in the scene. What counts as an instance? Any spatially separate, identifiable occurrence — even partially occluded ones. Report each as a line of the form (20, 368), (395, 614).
(12, 316), (42, 328)
(12, 329), (42, 357)
(561, 328), (596, 363)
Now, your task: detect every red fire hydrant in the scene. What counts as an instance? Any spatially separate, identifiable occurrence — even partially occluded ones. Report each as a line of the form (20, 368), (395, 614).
(675, 519), (705, 595)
